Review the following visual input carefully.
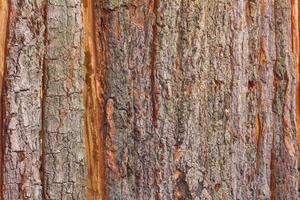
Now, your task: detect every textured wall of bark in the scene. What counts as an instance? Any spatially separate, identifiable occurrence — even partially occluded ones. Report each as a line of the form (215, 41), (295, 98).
(44, 0), (86, 199)
(0, 0), (299, 200)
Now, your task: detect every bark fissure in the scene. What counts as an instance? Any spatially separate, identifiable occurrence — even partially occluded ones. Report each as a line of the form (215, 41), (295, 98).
(270, 3), (278, 198)
(270, 133), (276, 200)
(150, 0), (159, 128)
(174, 1), (188, 199)
(40, 0), (48, 198)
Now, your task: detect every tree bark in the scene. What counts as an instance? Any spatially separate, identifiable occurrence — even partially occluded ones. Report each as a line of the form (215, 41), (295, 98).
(0, 0), (299, 200)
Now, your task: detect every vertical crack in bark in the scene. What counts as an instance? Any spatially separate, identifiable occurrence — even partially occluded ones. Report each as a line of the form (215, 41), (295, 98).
(270, 2), (277, 198)
(0, 0), (10, 198)
(150, 0), (159, 128)
(174, 0), (185, 200)
(291, 0), (300, 191)
(83, 0), (107, 199)
(270, 133), (276, 200)
(256, 115), (262, 147)
(40, 0), (48, 198)
(255, 114), (262, 172)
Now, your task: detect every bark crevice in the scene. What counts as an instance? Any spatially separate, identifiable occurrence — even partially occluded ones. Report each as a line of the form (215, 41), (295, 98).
(150, 0), (159, 128)
(40, 0), (48, 198)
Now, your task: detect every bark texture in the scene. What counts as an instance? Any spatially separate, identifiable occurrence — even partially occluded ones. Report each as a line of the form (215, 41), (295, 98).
(0, 0), (299, 200)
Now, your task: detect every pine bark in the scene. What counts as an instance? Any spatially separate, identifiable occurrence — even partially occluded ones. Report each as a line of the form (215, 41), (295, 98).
(0, 0), (299, 200)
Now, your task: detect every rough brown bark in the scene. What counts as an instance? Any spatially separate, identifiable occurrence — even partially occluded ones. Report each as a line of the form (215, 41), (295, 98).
(0, 0), (299, 200)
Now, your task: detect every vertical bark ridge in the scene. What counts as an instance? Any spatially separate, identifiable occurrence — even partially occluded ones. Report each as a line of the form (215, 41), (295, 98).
(0, 0), (10, 198)
(272, 1), (297, 198)
(102, 0), (155, 198)
(151, 1), (181, 198)
(83, 0), (107, 199)
(255, 1), (299, 199)
(43, 0), (86, 199)
(199, 1), (232, 199)
(4, 1), (47, 198)
(230, 0), (259, 198)
(256, 1), (276, 198)
(173, 1), (207, 199)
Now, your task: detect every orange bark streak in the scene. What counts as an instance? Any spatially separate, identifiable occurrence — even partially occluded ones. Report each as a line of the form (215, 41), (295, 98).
(0, 0), (9, 198)
(256, 115), (262, 146)
(83, 0), (107, 199)
(291, 0), (300, 190)
(0, 0), (9, 87)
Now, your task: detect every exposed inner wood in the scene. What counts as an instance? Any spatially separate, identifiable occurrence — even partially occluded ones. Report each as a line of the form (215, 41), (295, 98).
(291, 0), (300, 189)
(83, 0), (107, 199)
(0, 0), (9, 198)
(256, 114), (262, 147)
(0, 1), (9, 87)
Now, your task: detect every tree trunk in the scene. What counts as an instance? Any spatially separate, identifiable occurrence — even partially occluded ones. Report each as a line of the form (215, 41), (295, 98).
(0, 0), (299, 200)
